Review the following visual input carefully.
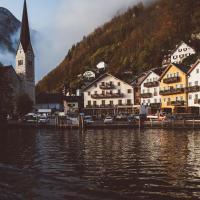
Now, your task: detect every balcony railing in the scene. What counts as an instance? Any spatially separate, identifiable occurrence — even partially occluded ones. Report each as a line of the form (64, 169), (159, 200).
(91, 93), (124, 99)
(150, 103), (161, 108)
(144, 81), (159, 88)
(100, 83), (115, 90)
(141, 93), (152, 98)
(163, 76), (181, 84)
(194, 99), (200, 104)
(186, 86), (200, 93)
(86, 105), (115, 108)
(159, 88), (184, 96)
(171, 101), (186, 106)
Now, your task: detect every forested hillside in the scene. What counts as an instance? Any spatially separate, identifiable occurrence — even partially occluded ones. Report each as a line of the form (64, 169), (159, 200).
(36, 0), (200, 93)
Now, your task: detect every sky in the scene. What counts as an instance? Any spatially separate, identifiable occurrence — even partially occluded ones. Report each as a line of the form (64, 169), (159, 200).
(0, 0), (149, 82)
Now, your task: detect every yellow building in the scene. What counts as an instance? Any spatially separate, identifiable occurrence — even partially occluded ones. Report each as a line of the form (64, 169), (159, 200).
(159, 63), (190, 113)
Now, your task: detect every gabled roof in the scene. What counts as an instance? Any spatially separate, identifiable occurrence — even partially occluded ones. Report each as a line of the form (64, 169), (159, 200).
(0, 65), (21, 81)
(187, 59), (200, 75)
(131, 72), (149, 86)
(36, 93), (63, 104)
(83, 73), (132, 91)
(171, 41), (196, 55)
(20, 0), (31, 53)
(159, 63), (191, 80)
(139, 67), (167, 86)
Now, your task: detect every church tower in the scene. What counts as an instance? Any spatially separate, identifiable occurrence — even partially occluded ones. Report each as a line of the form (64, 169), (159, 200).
(16, 0), (35, 103)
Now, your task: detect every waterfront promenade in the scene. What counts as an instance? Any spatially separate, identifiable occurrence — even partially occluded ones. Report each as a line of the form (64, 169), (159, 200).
(7, 118), (200, 130)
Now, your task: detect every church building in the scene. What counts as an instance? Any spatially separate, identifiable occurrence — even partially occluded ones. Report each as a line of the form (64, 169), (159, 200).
(2, 0), (35, 104)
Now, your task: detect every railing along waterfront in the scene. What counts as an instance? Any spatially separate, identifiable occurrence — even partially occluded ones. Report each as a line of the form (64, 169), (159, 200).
(163, 76), (181, 84)
(160, 88), (184, 95)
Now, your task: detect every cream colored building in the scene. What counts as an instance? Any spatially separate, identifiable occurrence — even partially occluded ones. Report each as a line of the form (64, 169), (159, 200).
(83, 73), (134, 117)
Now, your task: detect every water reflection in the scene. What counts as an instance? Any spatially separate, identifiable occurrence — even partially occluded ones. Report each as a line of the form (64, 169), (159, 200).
(0, 128), (200, 200)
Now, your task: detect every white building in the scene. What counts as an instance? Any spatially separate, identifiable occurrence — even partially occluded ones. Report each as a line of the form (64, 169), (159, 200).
(83, 73), (134, 117)
(187, 59), (200, 110)
(140, 68), (165, 112)
(170, 41), (196, 64)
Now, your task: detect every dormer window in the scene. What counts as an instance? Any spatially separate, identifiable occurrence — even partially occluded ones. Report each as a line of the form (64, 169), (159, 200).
(183, 48), (187, 51)
(178, 49), (182, 52)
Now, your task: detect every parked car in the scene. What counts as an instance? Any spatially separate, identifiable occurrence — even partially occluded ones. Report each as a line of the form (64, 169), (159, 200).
(38, 116), (49, 124)
(104, 116), (113, 124)
(84, 116), (94, 124)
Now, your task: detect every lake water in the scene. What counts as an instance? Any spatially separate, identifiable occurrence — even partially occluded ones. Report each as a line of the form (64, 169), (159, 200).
(0, 128), (200, 200)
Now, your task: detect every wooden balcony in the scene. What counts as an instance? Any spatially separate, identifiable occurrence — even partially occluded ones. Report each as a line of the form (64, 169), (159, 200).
(160, 88), (184, 96)
(163, 76), (181, 84)
(141, 93), (152, 98)
(91, 93), (124, 99)
(194, 99), (200, 104)
(100, 83), (115, 90)
(186, 86), (200, 93)
(144, 81), (159, 88)
(171, 101), (185, 106)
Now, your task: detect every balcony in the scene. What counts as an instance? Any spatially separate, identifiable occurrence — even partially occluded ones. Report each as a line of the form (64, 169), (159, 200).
(163, 76), (181, 84)
(91, 93), (124, 99)
(159, 88), (185, 96)
(150, 103), (161, 108)
(141, 93), (152, 98)
(144, 81), (159, 88)
(186, 86), (200, 93)
(118, 103), (133, 107)
(194, 99), (200, 104)
(100, 83), (115, 90)
(86, 105), (115, 108)
(171, 101), (186, 106)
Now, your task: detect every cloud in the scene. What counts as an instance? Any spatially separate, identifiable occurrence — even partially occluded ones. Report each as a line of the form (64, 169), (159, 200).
(33, 0), (150, 82)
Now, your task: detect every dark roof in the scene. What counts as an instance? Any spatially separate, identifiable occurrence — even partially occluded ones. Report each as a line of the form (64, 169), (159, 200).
(20, 0), (31, 52)
(36, 93), (63, 104)
(173, 63), (191, 73)
(187, 59), (200, 74)
(0, 65), (21, 81)
(83, 73), (132, 91)
(63, 96), (83, 103)
(152, 67), (166, 76)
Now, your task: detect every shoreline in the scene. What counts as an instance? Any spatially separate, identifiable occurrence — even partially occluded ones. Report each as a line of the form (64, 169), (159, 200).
(5, 120), (200, 130)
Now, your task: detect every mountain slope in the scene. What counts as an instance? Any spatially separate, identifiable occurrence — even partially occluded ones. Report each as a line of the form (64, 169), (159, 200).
(36, 0), (200, 93)
(0, 7), (20, 52)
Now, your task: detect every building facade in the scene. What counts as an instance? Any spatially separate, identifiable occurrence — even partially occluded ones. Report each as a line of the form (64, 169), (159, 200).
(84, 73), (134, 118)
(159, 63), (190, 113)
(170, 41), (196, 64)
(140, 68), (165, 112)
(187, 59), (200, 112)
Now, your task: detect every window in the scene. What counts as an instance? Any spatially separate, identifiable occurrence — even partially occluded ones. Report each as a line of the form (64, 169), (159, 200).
(118, 100), (122, 105)
(118, 82), (121, 86)
(127, 89), (132, 93)
(189, 95), (192, 100)
(88, 92), (91, 95)
(118, 89), (121, 94)
(110, 101), (113, 105)
(88, 101), (91, 106)
(183, 48), (187, 51)
(18, 60), (23, 66)
(195, 94), (198, 100)
(102, 82), (105, 86)
(180, 96), (183, 101)
(143, 100), (146, 103)
(195, 81), (198, 86)
(197, 69), (199, 74)
(95, 83), (97, 87)
(168, 98), (171, 102)
(164, 98), (166, 102)
(93, 101), (97, 106)
(143, 89), (145, 93)
(154, 99), (157, 103)
(102, 100), (105, 105)
(127, 99), (132, 105)
(177, 72), (179, 77)
(95, 91), (97, 94)
(178, 49), (182, 52)
(148, 99), (150, 103)
(189, 82), (192, 87)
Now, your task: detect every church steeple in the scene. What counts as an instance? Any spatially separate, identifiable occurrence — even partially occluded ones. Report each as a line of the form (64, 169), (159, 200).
(20, 0), (31, 52)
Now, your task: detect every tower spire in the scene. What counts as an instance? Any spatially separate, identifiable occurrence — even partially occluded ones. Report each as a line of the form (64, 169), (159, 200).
(20, 0), (31, 52)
